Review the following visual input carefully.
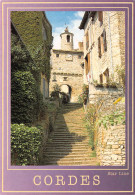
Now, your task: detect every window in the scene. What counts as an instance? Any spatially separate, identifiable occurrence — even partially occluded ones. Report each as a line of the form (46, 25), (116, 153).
(66, 54), (72, 61)
(85, 53), (90, 76)
(63, 77), (68, 81)
(56, 54), (59, 57)
(52, 74), (56, 81)
(98, 11), (103, 26)
(98, 30), (107, 58)
(78, 55), (82, 59)
(86, 31), (89, 50)
(100, 74), (103, 84)
(103, 68), (109, 84)
(103, 30), (107, 52)
(98, 37), (101, 58)
(67, 35), (70, 42)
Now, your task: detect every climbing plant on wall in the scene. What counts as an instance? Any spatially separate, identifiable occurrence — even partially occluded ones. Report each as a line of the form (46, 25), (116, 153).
(11, 11), (52, 82)
(11, 32), (46, 125)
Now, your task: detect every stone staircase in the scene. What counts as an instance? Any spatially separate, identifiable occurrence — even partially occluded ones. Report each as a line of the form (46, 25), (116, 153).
(43, 103), (98, 166)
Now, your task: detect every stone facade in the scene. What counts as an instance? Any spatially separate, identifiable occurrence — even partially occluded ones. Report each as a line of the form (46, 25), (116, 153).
(80, 12), (126, 166)
(96, 124), (125, 166)
(50, 27), (84, 102)
(79, 11), (125, 102)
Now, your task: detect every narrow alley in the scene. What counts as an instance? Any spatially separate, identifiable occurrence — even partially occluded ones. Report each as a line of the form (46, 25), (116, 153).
(43, 103), (98, 166)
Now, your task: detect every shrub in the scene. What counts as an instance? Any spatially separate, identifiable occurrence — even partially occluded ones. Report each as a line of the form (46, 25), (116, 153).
(11, 124), (43, 165)
(82, 84), (89, 104)
(84, 104), (97, 150)
(115, 65), (125, 92)
(11, 71), (37, 125)
(53, 84), (61, 92)
(84, 100), (103, 150)
(98, 110), (125, 129)
(77, 94), (83, 104)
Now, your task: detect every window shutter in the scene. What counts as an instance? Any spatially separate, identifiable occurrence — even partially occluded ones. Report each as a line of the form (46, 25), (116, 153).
(86, 31), (89, 50)
(98, 11), (103, 22)
(98, 37), (101, 58)
(88, 53), (90, 73)
(100, 34), (104, 55)
(103, 30), (107, 51)
(85, 57), (88, 75)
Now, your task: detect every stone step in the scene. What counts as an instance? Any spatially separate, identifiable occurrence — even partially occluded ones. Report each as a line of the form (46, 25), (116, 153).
(44, 160), (98, 166)
(44, 157), (96, 161)
(44, 154), (95, 159)
(52, 132), (85, 135)
(55, 121), (83, 124)
(52, 136), (88, 138)
(45, 146), (91, 150)
(46, 143), (89, 147)
(55, 127), (86, 129)
(44, 151), (92, 155)
(42, 103), (98, 166)
(45, 147), (91, 151)
(52, 133), (88, 136)
(44, 156), (95, 161)
(53, 132), (87, 135)
(49, 139), (88, 142)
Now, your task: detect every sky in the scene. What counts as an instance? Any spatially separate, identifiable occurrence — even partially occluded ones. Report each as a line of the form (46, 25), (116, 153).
(45, 11), (85, 49)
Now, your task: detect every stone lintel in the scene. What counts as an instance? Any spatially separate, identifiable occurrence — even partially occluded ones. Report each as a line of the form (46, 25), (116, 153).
(53, 49), (83, 54)
(52, 72), (83, 77)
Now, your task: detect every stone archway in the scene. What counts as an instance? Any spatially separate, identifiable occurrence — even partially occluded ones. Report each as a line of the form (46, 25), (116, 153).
(60, 84), (72, 102)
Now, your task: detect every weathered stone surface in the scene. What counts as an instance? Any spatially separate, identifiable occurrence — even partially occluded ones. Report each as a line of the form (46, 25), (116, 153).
(82, 11), (125, 103)
(50, 28), (84, 102)
(96, 123), (125, 166)
(43, 103), (99, 166)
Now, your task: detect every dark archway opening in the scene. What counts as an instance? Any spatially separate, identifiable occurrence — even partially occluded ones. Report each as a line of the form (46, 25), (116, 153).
(60, 84), (72, 103)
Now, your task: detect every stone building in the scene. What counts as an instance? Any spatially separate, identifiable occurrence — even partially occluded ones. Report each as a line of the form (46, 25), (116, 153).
(11, 11), (53, 99)
(50, 27), (84, 102)
(79, 11), (125, 103)
(79, 11), (126, 166)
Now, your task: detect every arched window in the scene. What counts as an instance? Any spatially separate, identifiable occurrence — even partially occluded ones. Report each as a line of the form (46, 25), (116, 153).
(67, 35), (70, 42)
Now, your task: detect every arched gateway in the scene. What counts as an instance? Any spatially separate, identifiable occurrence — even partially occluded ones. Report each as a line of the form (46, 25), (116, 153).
(50, 27), (84, 102)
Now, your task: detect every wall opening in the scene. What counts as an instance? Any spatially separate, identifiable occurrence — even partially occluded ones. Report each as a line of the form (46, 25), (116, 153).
(61, 84), (72, 102)
(103, 68), (109, 84)
(67, 35), (70, 42)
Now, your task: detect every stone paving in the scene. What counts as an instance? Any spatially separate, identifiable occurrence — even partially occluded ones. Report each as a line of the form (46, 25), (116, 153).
(43, 103), (98, 166)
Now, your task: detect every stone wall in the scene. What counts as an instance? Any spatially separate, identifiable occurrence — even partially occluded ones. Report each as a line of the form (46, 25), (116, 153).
(88, 83), (124, 104)
(96, 124), (125, 166)
(95, 98), (126, 166)
(50, 49), (84, 102)
(34, 99), (61, 164)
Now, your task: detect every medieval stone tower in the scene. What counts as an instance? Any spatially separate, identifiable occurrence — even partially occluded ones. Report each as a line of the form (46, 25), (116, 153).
(50, 27), (84, 102)
(61, 27), (74, 50)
